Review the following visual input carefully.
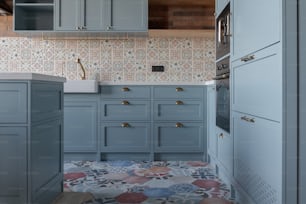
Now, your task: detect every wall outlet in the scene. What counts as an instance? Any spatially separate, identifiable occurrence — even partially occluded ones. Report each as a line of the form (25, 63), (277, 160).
(152, 66), (164, 72)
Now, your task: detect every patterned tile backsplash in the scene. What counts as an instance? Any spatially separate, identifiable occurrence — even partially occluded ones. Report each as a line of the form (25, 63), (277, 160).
(0, 36), (215, 83)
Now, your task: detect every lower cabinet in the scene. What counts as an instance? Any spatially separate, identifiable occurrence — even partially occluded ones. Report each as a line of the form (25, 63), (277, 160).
(64, 95), (99, 160)
(0, 127), (27, 204)
(216, 126), (233, 174)
(206, 85), (217, 159)
(233, 111), (282, 204)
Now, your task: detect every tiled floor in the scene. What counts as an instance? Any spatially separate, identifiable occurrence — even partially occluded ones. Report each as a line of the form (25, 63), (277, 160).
(64, 161), (234, 204)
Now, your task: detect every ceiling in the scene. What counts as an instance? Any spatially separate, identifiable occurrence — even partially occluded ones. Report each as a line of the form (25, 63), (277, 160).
(0, 0), (12, 15)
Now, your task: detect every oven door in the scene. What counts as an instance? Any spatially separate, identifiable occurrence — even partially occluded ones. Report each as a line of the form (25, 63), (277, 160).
(216, 74), (230, 133)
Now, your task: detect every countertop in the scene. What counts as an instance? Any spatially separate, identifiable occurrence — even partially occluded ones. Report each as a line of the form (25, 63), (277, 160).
(0, 72), (66, 83)
(98, 81), (215, 86)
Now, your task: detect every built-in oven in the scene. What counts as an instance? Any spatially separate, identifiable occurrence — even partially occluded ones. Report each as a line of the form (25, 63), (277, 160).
(215, 56), (230, 133)
(216, 3), (230, 60)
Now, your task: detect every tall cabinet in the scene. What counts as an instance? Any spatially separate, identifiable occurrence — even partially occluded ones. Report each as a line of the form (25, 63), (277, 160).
(230, 0), (298, 203)
(0, 73), (65, 204)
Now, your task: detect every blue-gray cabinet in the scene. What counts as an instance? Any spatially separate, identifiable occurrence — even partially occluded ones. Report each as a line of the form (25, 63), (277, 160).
(0, 79), (64, 204)
(206, 85), (217, 159)
(64, 94), (99, 160)
(55, 0), (147, 32)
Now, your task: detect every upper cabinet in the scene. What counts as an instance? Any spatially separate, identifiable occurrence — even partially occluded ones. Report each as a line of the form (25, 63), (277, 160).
(55, 0), (107, 31)
(232, 0), (281, 61)
(55, 0), (147, 32)
(14, 0), (54, 31)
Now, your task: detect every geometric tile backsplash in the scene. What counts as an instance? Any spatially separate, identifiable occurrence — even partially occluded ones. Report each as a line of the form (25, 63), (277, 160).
(0, 36), (215, 83)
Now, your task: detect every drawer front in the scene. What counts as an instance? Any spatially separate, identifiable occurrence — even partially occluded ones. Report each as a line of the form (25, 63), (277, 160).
(101, 100), (150, 121)
(101, 85), (151, 99)
(232, 46), (281, 121)
(100, 122), (150, 152)
(154, 122), (204, 152)
(31, 82), (63, 123)
(0, 83), (27, 124)
(154, 100), (203, 121)
(153, 86), (203, 99)
(233, 111), (282, 204)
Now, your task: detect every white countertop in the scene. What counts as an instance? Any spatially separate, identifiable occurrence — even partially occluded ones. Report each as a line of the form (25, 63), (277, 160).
(99, 80), (215, 86)
(0, 72), (66, 83)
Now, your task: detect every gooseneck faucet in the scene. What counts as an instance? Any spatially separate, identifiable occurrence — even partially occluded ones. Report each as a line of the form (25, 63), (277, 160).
(76, 58), (86, 80)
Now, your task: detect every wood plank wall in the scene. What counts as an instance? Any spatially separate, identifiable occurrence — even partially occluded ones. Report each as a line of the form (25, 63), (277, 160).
(0, 16), (17, 37)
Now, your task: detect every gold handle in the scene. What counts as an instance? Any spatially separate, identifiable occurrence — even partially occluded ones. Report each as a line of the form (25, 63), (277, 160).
(176, 87), (184, 92)
(175, 100), (184, 105)
(121, 100), (129, 105)
(122, 87), (130, 92)
(241, 116), (255, 123)
(175, 122), (183, 128)
(121, 123), (129, 128)
(241, 55), (255, 62)
(219, 133), (224, 138)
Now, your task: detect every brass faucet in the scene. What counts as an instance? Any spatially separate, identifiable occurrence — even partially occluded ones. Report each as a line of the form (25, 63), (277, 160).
(76, 58), (86, 80)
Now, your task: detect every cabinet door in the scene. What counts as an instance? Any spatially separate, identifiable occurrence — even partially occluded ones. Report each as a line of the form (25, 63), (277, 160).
(64, 96), (98, 152)
(232, 45), (281, 122)
(0, 127), (27, 204)
(216, 126), (233, 174)
(55, 0), (80, 31)
(108, 0), (148, 31)
(216, 0), (229, 16)
(233, 111), (282, 204)
(207, 85), (217, 158)
(232, 0), (281, 60)
(81, 0), (108, 30)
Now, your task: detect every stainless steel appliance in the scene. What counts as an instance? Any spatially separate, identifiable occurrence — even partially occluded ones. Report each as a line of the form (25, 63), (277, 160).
(216, 4), (230, 60)
(215, 56), (230, 132)
(215, 3), (230, 133)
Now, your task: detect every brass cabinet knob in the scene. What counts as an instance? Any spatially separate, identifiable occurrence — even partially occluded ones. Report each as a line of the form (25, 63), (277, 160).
(176, 87), (184, 92)
(121, 87), (130, 92)
(219, 133), (224, 138)
(241, 116), (255, 123)
(175, 100), (184, 105)
(121, 100), (129, 105)
(121, 123), (129, 128)
(241, 54), (255, 62)
(175, 122), (183, 128)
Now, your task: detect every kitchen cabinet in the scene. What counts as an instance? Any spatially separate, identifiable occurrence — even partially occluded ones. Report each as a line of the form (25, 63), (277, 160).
(206, 85), (217, 159)
(215, 0), (229, 16)
(100, 85), (151, 161)
(55, 0), (147, 32)
(64, 94), (99, 160)
(233, 111), (282, 204)
(232, 0), (281, 61)
(152, 86), (206, 161)
(232, 44), (282, 122)
(14, 0), (54, 31)
(55, 0), (107, 31)
(0, 75), (64, 204)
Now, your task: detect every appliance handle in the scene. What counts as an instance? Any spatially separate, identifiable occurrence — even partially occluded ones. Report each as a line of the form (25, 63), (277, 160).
(213, 73), (230, 80)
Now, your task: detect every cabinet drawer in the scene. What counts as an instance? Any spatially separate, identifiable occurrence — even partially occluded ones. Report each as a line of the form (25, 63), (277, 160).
(153, 86), (203, 99)
(31, 82), (63, 122)
(101, 100), (150, 121)
(0, 83), (27, 124)
(154, 100), (203, 121)
(100, 122), (150, 152)
(154, 122), (204, 152)
(232, 45), (281, 121)
(233, 111), (282, 204)
(101, 85), (150, 99)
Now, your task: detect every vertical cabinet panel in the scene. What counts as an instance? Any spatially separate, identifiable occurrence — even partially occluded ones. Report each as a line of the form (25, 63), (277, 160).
(233, 112), (282, 204)
(216, 126), (233, 174)
(83, 0), (107, 30)
(64, 97), (98, 152)
(0, 83), (27, 124)
(55, 0), (79, 31)
(232, 0), (281, 60)
(0, 127), (27, 204)
(207, 85), (217, 158)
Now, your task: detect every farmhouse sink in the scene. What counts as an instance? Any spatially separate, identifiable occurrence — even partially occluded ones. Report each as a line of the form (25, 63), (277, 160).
(64, 80), (99, 93)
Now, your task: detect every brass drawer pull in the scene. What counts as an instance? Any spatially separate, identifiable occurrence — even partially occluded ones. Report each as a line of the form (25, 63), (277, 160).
(175, 122), (183, 128)
(176, 87), (184, 92)
(122, 87), (130, 92)
(241, 55), (255, 62)
(121, 100), (130, 105)
(241, 116), (255, 123)
(219, 133), (224, 138)
(121, 123), (130, 128)
(175, 100), (184, 105)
